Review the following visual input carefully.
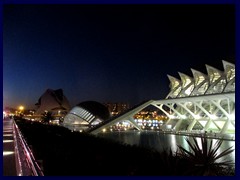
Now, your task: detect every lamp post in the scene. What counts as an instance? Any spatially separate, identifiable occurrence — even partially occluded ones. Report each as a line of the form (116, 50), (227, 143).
(18, 105), (24, 116)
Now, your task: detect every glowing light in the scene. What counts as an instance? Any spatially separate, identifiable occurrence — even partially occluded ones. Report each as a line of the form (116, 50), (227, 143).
(169, 115), (176, 119)
(3, 111), (6, 117)
(166, 125), (172, 129)
(229, 114), (235, 120)
(102, 128), (106, 132)
(3, 140), (13, 143)
(19, 106), (24, 111)
(181, 115), (187, 119)
(3, 134), (13, 137)
(3, 151), (14, 156)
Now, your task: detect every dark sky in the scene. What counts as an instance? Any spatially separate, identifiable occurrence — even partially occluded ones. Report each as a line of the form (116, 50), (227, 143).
(3, 4), (235, 109)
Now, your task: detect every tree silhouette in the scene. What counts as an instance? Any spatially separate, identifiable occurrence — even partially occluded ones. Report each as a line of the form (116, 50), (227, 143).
(41, 111), (54, 124)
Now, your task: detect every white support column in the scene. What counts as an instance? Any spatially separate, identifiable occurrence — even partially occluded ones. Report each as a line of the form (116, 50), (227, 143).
(128, 117), (142, 130)
(90, 100), (154, 134)
(203, 119), (212, 131)
(194, 101), (213, 122)
(220, 120), (230, 134)
(211, 100), (231, 119)
(174, 119), (183, 131)
(164, 103), (185, 119)
(152, 104), (171, 118)
(177, 103), (196, 119)
(187, 119), (197, 131)
(151, 104), (173, 126)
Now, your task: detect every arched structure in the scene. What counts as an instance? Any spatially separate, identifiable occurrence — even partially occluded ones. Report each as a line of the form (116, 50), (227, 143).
(87, 60), (235, 136)
(63, 101), (110, 130)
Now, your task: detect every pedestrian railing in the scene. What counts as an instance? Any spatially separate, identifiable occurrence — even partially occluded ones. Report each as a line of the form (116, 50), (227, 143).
(13, 121), (44, 176)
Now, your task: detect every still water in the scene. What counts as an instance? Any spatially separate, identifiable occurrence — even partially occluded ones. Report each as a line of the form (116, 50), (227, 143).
(98, 131), (235, 163)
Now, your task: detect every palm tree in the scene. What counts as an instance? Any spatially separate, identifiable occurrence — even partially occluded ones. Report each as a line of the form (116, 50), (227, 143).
(41, 111), (54, 124)
(177, 136), (234, 176)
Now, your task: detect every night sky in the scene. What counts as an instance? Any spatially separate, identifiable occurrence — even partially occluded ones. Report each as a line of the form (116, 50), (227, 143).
(3, 4), (235, 109)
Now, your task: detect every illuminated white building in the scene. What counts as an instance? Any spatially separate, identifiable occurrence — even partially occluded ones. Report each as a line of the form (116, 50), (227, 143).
(63, 101), (110, 130)
(88, 60), (235, 135)
(166, 60), (235, 98)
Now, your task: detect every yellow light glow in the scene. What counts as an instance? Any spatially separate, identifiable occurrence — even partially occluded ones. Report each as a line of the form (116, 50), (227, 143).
(3, 134), (13, 137)
(19, 106), (24, 111)
(3, 151), (14, 156)
(3, 140), (13, 143)
(102, 128), (106, 132)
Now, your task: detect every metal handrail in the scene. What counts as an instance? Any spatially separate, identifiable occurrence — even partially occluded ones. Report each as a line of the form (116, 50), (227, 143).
(13, 121), (44, 176)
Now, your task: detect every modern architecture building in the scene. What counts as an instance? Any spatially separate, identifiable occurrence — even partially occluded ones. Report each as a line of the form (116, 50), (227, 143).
(87, 60), (235, 136)
(63, 101), (110, 130)
(35, 89), (71, 117)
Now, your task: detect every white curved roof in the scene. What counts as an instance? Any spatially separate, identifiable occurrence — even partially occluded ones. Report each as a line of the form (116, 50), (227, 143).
(222, 60), (235, 82)
(178, 72), (193, 88)
(167, 74), (181, 90)
(177, 72), (194, 97)
(166, 61), (235, 98)
(35, 89), (71, 115)
(205, 64), (223, 84)
(191, 68), (208, 86)
(166, 75), (182, 98)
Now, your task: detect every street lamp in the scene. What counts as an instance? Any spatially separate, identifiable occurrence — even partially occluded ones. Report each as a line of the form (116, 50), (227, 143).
(19, 106), (24, 111)
(18, 106), (24, 116)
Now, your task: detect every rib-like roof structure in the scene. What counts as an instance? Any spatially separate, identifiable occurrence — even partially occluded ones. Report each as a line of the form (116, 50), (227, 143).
(63, 101), (110, 127)
(167, 60), (235, 99)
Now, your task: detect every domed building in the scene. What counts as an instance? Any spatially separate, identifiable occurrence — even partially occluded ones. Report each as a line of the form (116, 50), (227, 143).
(63, 101), (110, 131)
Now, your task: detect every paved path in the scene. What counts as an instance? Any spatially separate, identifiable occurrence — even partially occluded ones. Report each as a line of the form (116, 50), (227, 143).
(3, 117), (17, 176)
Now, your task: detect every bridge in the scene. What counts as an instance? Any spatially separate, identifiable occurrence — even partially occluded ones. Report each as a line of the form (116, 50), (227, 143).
(87, 60), (235, 135)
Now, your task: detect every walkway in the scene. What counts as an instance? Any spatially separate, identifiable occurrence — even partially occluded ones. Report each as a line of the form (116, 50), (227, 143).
(3, 117), (17, 176)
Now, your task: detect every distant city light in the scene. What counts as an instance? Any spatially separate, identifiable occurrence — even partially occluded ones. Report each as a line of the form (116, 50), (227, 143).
(19, 106), (24, 111)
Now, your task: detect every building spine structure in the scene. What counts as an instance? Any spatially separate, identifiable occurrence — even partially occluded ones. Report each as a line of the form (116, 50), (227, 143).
(86, 60), (235, 136)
